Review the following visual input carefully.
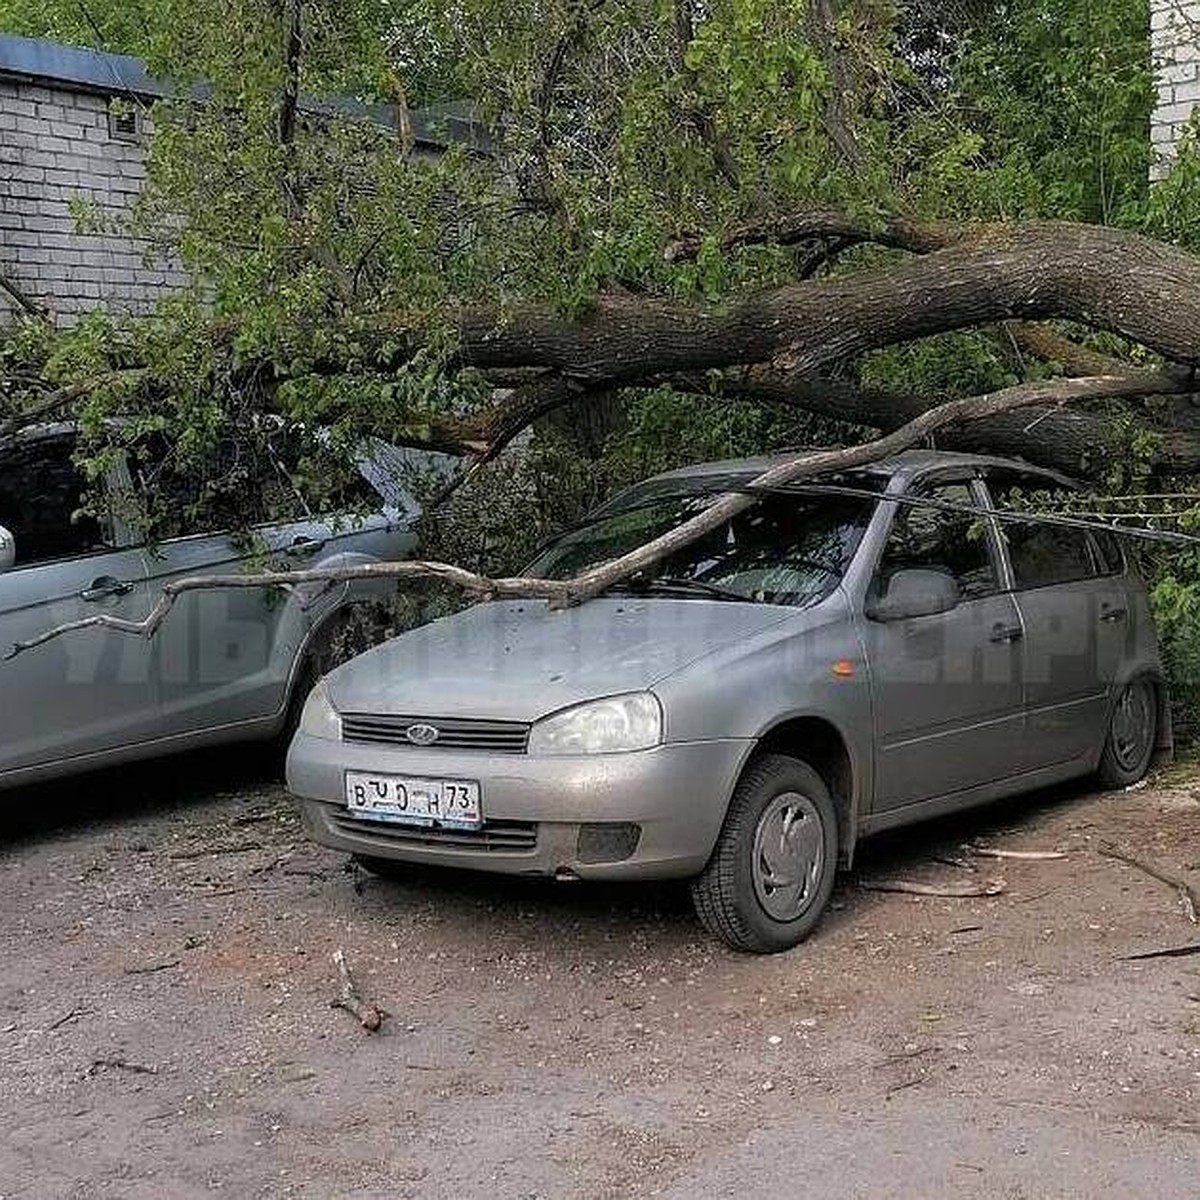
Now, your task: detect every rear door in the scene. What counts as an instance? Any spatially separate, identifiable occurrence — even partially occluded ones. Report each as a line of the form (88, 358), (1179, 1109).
(0, 432), (156, 775)
(864, 478), (1025, 812)
(983, 471), (1124, 770)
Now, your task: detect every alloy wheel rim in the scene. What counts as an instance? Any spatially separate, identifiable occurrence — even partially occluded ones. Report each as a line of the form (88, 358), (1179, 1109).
(751, 792), (825, 922)
(1111, 681), (1154, 773)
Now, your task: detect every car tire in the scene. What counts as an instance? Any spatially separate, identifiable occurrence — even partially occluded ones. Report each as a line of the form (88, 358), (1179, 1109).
(690, 753), (839, 954)
(1097, 677), (1158, 790)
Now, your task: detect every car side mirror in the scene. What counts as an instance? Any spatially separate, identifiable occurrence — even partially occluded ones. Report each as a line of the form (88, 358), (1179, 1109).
(0, 525), (14, 572)
(866, 568), (961, 622)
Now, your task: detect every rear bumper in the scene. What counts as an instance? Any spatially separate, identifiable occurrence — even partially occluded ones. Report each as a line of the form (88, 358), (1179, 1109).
(286, 733), (751, 880)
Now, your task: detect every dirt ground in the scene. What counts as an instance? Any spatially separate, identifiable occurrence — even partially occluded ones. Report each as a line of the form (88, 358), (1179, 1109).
(2, 750), (1199, 1200)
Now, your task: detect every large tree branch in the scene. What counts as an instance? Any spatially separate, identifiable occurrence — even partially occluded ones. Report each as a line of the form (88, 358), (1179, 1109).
(806, 0), (864, 168)
(4, 373), (1156, 659)
(663, 210), (955, 263)
(433, 223), (1200, 382)
(683, 364), (1198, 476)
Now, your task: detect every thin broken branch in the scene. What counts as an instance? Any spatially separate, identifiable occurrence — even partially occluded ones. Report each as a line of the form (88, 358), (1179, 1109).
(331, 948), (384, 1032)
(1098, 842), (1200, 924)
(663, 210), (954, 264)
(0, 270), (49, 318)
(859, 877), (1007, 898)
(968, 847), (1067, 862)
(2, 373), (1164, 659)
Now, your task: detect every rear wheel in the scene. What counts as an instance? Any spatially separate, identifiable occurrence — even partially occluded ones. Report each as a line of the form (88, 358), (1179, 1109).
(1097, 677), (1158, 790)
(690, 753), (838, 954)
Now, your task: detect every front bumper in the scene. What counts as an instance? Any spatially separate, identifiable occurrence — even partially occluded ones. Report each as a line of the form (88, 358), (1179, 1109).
(286, 733), (751, 880)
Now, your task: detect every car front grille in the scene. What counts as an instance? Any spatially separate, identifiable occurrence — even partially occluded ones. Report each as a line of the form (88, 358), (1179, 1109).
(341, 713), (531, 755)
(330, 811), (538, 852)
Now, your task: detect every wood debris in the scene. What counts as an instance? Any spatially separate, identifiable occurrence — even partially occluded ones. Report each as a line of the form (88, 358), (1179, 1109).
(1098, 842), (1200, 924)
(1120, 942), (1200, 962)
(967, 846), (1067, 861)
(859, 878), (1006, 899)
(331, 948), (384, 1032)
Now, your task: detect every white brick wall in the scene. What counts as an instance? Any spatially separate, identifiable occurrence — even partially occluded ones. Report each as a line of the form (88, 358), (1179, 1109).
(0, 77), (187, 325)
(1152, 0), (1200, 177)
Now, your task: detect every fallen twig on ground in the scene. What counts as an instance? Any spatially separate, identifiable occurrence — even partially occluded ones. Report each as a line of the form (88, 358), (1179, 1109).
(89, 1057), (158, 1076)
(168, 840), (264, 860)
(932, 854), (977, 871)
(1097, 842), (1200, 924)
(859, 878), (1007, 899)
(1119, 942), (1200, 961)
(331, 948), (384, 1032)
(124, 960), (182, 976)
(968, 847), (1067, 861)
(45, 1007), (89, 1032)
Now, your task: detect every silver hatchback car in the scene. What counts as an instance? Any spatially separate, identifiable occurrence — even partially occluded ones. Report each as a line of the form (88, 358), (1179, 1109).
(0, 424), (428, 788)
(287, 451), (1167, 953)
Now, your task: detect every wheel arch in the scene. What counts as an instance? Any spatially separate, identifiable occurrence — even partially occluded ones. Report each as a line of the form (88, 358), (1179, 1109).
(1107, 665), (1173, 769)
(749, 714), (864, 868)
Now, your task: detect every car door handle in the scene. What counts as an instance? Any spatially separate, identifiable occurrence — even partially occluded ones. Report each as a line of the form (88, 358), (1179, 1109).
(990, 623), (1024, 644)
(81, 576), (135, 602)
(1100, 605), (1128, 623)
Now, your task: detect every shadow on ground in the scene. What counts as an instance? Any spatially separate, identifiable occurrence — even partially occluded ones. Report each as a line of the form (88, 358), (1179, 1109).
(0, 744), (1108, 940)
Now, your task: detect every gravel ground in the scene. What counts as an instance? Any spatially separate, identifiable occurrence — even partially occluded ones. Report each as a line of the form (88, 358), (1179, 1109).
(1, 750), (1199, 1199)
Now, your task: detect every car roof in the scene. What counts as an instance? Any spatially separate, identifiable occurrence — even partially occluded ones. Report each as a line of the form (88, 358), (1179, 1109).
(639, 448), (1079, 492)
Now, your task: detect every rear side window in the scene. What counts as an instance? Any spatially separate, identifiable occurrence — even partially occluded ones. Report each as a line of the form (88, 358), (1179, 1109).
(876, 482), (999, 601)
(126, 429), (378, 539)
(0, 436), (109, 566)
(1001, 522), (1096, 589)
(987, 470), (1115, 589)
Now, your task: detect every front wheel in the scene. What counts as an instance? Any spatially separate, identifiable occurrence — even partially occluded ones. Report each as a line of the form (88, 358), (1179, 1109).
(690, 753), (839, 954)
(1097, 677), (1158, 790)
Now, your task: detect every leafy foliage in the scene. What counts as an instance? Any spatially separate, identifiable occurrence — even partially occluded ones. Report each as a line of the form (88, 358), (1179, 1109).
(2, 0), (1200, 735)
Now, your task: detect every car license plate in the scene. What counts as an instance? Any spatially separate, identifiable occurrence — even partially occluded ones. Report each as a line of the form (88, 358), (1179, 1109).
(344, 772), (482, 829)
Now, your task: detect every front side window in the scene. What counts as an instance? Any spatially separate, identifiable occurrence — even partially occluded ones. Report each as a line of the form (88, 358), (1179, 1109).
(0, 436), (109, 567)
(875, 482), (999, 601)
(528, 486), (877, 608)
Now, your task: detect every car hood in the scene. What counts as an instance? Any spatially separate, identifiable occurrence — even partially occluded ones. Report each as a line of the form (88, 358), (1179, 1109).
(325, 598), (796, 723)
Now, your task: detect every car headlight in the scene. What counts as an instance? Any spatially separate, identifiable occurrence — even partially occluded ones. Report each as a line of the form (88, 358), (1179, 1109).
(297, 680), (342, 740)
(528, 692), (662, 755)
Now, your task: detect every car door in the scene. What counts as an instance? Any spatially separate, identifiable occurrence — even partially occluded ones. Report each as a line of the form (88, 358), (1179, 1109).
(863, 478), (1025, 812)
(983, 470), (1121, 770)
(0, 431), (157, 776)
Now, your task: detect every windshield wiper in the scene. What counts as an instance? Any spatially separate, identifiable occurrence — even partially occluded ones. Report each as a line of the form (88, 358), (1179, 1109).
(611, 575), (753, 603)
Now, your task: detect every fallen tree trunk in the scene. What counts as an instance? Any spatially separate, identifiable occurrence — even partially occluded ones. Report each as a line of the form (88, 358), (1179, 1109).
(414, 222), (1200, 382)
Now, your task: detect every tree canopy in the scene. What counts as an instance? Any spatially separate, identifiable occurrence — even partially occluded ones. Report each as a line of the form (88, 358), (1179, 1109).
(3, 0), (1200, 719)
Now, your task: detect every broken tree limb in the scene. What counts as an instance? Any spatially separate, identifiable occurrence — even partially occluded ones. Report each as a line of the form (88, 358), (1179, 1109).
(859, 878), (1007, 898)
(662, 210), (957, 263)
(331, 948), (384, 1032)
(0, 270), (49, 318)
(1, 372), (1167, 659)
(677, 362), (1199, 478)
(427, 221), (1200, 381)
(1098, 842), (1200, 924)
(967, 847), (1068, 861)
(1120, 942), (1200, 962)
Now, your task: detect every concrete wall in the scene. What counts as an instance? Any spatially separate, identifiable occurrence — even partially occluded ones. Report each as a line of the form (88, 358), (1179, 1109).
(0, 76), (187, 325)
(1152, 0), (1200, 177)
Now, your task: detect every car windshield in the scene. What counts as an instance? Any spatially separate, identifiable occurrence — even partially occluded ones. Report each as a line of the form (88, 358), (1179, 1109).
(527, 485), (878, 607)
